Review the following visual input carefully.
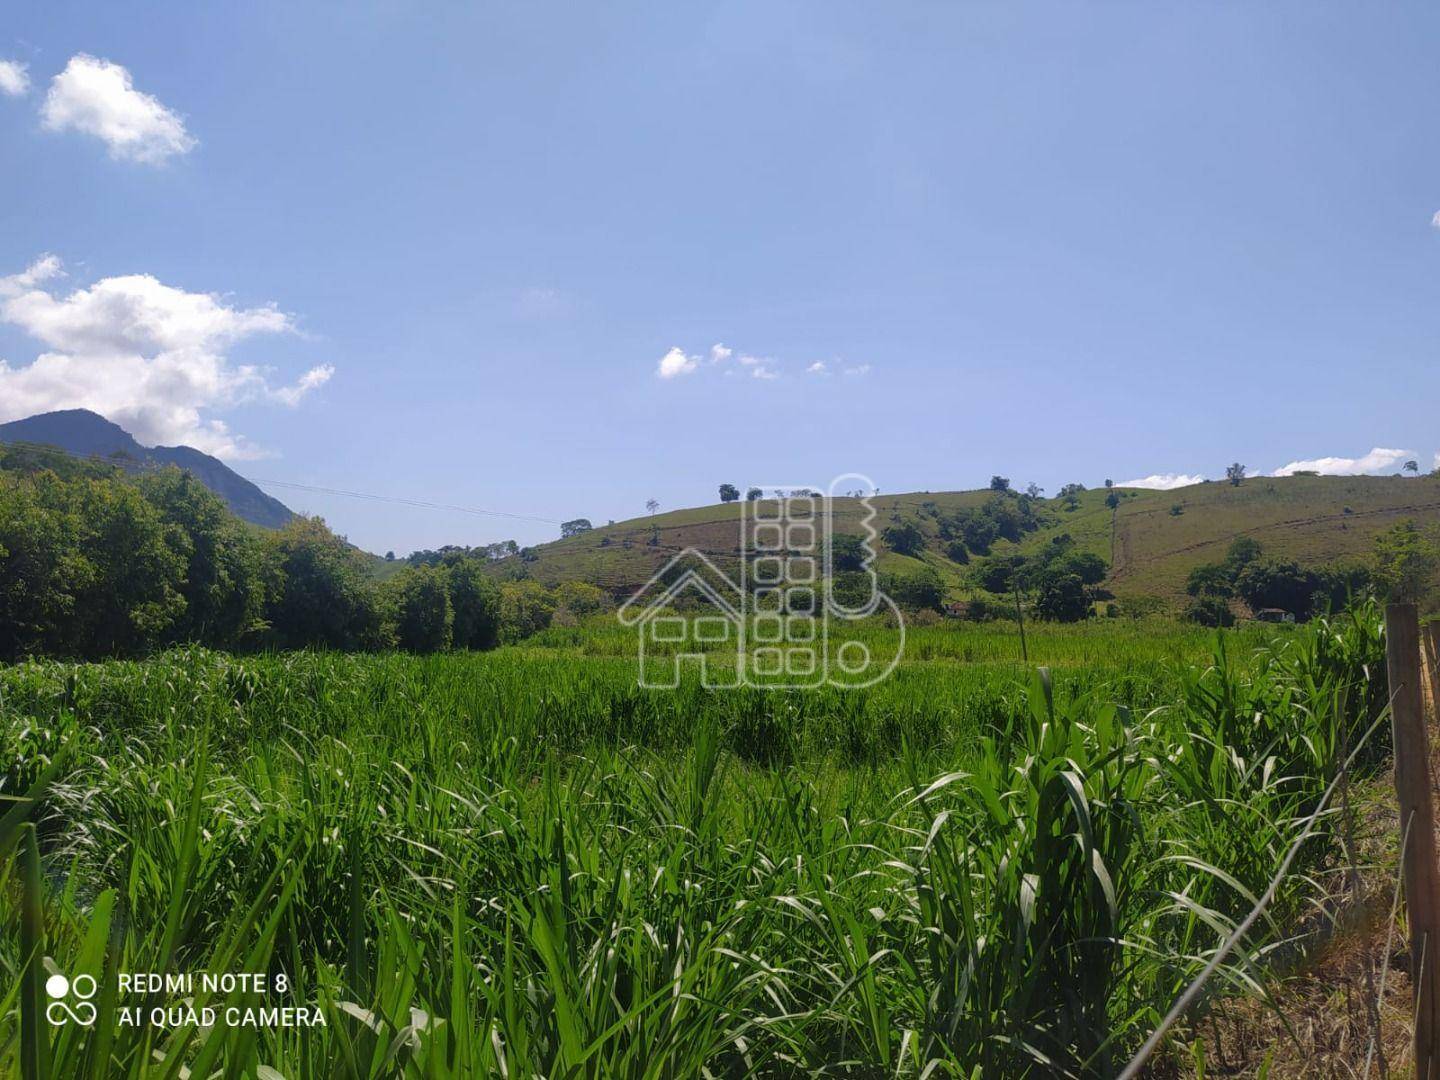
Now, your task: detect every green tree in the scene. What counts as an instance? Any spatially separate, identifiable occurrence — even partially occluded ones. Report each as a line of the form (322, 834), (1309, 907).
(1372, 520), (1440, 602)
(447, 558), (501, 650)
(1226, 462), (1247, 486)
(881, 521), (925, 557)
(560, 518), (593, 539)
(719, 483), (740, 503)
(391, 565), (453, 652)
(1056, 552), (1107, 585)
(1034, 570), (1089, 622)
(961, 515), (998, 555)
(72, 477), (189, 656)
(973, 554), (1028, 594)
(989, 475), (1010, 492)
(829, 533), (868, 571)
(1312, 561), (1373, 613)
(745, 487), (762, 501)
(1223, 536), (1262, 575)
(265, 517), (391, 650)
(1235, 559), (1319, 616)
(139, 468), (270, 649)
(0, 472), (93, 658)
(1185, 563), (1234, 599)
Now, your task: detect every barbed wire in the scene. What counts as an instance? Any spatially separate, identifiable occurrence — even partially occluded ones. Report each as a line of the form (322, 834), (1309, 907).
(1116, 689), (1399, 1079)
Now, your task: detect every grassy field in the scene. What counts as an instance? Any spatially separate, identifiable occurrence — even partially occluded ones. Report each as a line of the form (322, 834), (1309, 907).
(0, 610), (1391, 1076)
(497, 475), (1440, 610)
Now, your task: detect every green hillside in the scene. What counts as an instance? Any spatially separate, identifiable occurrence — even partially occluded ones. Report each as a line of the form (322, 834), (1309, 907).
(490, 475), (1440, 612)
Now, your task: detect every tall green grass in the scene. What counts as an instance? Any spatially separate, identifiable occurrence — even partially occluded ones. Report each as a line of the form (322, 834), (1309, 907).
(0, 607), (1386, 1076)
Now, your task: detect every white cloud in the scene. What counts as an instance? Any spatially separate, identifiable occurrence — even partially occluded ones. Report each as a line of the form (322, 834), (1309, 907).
(0, 60), (30, 97)
(0, 253), (63, 292)
(1272, 447), (1415, 476)
(1118, 473), (1206, 490)
(659, 342), (867, 384)
(269, 363), (336, 406)
(1432, 210), (1440, 230)
(727, 353), (777, 378)
(41, 55), (195, 164)
(656, 346), (699, 379)
(0, 256), (329, 458)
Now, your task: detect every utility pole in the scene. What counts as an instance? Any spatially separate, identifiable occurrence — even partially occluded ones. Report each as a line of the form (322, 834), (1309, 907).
(1013, 582), (1028, 663)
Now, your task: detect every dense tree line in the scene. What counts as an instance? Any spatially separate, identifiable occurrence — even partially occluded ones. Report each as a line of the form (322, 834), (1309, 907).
(406, 540), (518, 566)
(0, 452), (604, 661)
(1178, 529), (1436, 627)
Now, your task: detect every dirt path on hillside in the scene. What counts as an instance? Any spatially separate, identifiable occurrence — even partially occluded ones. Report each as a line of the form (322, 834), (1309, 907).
(1110, 499), (1440, 583)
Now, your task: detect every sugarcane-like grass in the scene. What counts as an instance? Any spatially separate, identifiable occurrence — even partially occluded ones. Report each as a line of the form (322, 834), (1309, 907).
(0, 607), (1388, 1076)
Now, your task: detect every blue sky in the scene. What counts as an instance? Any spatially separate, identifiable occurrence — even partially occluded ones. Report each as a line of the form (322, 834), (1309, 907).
(2, 2), (1439, 553)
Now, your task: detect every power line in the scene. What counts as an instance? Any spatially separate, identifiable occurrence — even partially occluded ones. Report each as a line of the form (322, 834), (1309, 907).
(1, 437), (825, 559)
(0, 438), (564, 527)
(243, 478), (563, 526)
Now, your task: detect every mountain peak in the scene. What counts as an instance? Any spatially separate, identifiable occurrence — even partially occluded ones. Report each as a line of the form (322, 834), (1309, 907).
(0, 410), (294, 529)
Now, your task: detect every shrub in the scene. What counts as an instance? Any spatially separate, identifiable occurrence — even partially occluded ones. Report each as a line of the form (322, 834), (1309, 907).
(499, 580), (557, 642)
(554, 580), (609, 617)
(1185, 596), (1235, 627)
(880, 565), (944, 610)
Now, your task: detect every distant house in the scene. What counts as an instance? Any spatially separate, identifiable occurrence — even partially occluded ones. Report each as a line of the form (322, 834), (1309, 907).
(1254, 608), (1296, 624)
(617, 549), (745, 688)
(943, 602), (969, 619)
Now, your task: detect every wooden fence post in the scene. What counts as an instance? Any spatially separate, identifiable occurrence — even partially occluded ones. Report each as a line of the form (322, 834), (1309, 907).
(1423, 623), (1440, 729)
(1387, 603), (1440, 1080)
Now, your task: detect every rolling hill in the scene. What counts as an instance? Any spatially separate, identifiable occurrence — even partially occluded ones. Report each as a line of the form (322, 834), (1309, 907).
(489, 475), (1440, 612)
(0, 410), (295, 529)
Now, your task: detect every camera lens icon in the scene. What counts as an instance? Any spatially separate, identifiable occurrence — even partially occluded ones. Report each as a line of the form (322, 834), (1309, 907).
(45, 970), (98, 1027)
